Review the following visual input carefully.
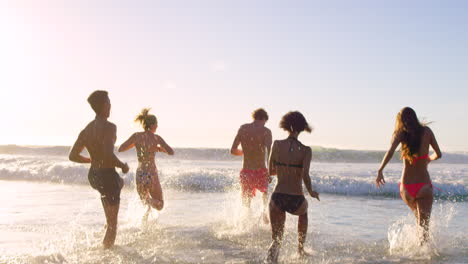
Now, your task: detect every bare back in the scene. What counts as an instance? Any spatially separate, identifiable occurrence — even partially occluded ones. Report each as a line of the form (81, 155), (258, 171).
(81, 119), (118, 169)
(401, 127), (436, 184)
(119, 131), (174, 173)
(237, 123), (272, 169)
(270, 138), (311, 195)
(134, 132), (158, 171)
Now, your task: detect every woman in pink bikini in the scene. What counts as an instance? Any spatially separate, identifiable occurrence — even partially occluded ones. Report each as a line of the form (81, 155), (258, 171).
(119, 108), (174, 221)
(376, 107), (442, 242)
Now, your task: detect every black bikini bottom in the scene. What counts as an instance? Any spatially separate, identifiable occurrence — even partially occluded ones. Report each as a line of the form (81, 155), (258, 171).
(271, 192), (305, 214)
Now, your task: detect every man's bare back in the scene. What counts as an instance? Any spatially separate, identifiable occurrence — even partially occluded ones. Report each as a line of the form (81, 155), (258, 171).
(77, 119), (124, 169)
(70, 118), (128, 172)
(234, 122), (272, 169)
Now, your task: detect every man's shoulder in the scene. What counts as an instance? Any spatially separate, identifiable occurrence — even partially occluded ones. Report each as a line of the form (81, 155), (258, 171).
(238, 123), (250, 132)
(240, 123), (250, 129)
(101, 121), (116, 131)
(82, 120), (95, 133)
(83, 120), (116, 132)
(107, 121), (117, 129)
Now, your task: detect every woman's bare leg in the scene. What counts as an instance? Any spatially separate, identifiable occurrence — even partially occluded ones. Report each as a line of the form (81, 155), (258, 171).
(416, 185), (433, 243)
(135, 182), (152, 224)
(292, 200), (309, 256)
(149, 176), (164, 210)
(136, 183), (149, 204)
(267, 200), (285, 263)
(298, 213), (308, 255)
(400, 185), (418, 219)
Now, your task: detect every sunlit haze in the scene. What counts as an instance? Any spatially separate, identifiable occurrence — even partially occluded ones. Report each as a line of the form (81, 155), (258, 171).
(1, 1), (467, 151)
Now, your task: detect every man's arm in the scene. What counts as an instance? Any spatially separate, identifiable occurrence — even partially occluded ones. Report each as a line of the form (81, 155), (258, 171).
(264, 128), (272, 162)
(106, 124), (128, 173)
(268, 141), (277, 176)
(69, 130), (91, 163)
(230, 127), (243, 156)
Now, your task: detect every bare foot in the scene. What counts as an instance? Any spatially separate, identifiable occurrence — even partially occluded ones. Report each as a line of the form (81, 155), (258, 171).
(103, 225), (117, 249)
(146, 197), (164, 210)
(298, 248), (311, 259)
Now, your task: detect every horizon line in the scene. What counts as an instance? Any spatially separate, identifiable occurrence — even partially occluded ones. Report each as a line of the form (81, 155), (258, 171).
(0, 144), (466, 154)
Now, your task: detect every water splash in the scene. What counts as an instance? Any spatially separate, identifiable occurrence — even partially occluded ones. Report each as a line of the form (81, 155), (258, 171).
(388, 202), (460, 260)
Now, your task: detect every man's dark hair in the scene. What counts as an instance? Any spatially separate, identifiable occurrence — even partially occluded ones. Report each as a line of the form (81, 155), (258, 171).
(87, 90), (109, 114)
(252, 108), (269, 121)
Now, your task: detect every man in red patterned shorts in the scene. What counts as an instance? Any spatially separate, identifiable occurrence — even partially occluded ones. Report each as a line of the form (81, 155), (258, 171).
(231, 108), (272, 223)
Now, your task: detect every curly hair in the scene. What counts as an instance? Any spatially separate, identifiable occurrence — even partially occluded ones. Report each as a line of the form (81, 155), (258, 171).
(279, 111), (312, 133)
(135, 108), (157, 130)
(252, 108), (269, 121)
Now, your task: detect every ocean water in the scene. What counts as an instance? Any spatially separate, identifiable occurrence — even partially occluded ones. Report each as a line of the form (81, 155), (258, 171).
(0, 148), (467, 264)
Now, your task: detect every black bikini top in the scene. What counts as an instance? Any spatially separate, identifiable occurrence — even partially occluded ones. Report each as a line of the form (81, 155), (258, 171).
(273, 136), (304, 168)
(273, 161), (303, 168)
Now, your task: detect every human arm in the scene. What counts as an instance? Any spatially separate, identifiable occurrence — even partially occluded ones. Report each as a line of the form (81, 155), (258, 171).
(428, 127), (442, 161)
(302, 147), (319, 201)
(264, 129), (272, 164)
(376, 133), (401, 187)
(230, 127), (243, 156)
(268, 141), (278, 177)
(118, 133), (136, 152)
(106, 125), (129, 173)
(69, 130), (92, 163)
(153, 135), (174, 155)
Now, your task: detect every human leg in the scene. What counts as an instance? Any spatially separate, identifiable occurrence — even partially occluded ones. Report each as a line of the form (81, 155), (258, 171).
(415, 184), (433, 243)
(267, 198), (286, 263)
(102, 199), (120, 249)
(149, 175), (164, 210)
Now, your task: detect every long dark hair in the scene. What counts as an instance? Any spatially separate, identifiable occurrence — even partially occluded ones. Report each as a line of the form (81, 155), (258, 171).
(394, 107), (426, 163)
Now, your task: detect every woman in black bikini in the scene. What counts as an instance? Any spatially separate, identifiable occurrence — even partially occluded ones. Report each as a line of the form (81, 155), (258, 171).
(266, 111), (320, 263)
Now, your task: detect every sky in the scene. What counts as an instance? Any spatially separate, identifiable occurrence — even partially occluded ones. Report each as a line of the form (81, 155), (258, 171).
(0, 0), (467, 151)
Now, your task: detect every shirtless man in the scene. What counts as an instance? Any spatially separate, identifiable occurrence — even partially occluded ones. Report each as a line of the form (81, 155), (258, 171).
(231, 108), (272, 221)
(69, 90), (129, 249)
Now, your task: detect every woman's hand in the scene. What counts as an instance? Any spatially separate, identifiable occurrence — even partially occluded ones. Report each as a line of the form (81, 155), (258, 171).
(376, 170), (386, 188)
(310, 191), (320, 201)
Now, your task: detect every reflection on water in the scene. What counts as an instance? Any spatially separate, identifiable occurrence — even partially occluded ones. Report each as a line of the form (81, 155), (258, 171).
(0, 180), (467, 263)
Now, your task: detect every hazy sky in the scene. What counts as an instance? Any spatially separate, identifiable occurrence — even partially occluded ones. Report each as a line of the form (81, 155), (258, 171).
(1, 1), (467, 151)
